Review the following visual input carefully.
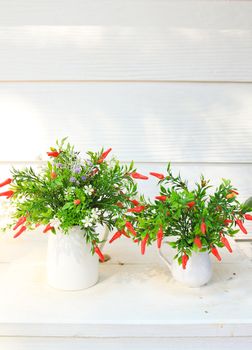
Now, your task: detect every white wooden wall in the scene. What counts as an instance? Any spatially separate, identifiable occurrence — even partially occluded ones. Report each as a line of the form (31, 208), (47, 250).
(0, 0), (252, 234)
(0, 2), (252, 349)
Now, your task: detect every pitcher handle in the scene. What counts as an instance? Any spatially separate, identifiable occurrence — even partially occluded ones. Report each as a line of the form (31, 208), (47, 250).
(99, 224), (110, 251)
(158, 244), (172, 271)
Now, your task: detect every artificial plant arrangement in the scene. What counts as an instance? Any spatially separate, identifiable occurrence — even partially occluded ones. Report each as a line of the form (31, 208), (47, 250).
(0, 138), (138, 262)
(111, 164), (252, 270)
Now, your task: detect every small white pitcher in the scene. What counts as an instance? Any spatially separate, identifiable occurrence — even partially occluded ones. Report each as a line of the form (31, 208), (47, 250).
(158, 245), (212, 288)
(47, 225), (109, 291)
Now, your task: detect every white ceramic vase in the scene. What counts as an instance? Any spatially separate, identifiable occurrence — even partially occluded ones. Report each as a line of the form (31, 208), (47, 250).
(47, 226), (108, 291)
(159, 246), (212, 288)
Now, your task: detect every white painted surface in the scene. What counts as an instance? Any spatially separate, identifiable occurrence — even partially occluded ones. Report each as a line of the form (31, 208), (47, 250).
(0, 0), (251, 29)
(0, 25), (251, 82)
(0, 1), (252, 81)
(0, 234), (251, 341)
(0, 83), (252, 162)
(0, 337), (252, 350)
(0, 0), (252, 346)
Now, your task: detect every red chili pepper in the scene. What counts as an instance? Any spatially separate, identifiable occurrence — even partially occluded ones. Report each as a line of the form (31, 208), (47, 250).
(226, 190), (238, 199)
(141, 234), (149, 255)
(0, 190), (14, 198)
(109, 231), (122, 243)
(13, 216), (27, 230)
(200, 220), (206, 234)
(98, 148), (112, 163)
(13, 226), (27, 238)
(244, 214), (252, 221)
(125, 221), (137, 236)
(50, 171), (57, 179)
(155, 195), (167, 201)
(211, 247), (222, 261)
(235, 219), (248, 234)
(157, 227), (163, 248)
(130, 199), (140, 206)
(231, 190), (239, 195)
(182, 253), (189, 269)
(220, 236), (232, 253)
(116, 202), (124, 208)
(224, 219), (232, 225)
(94, 246), (105, 262)
(194, 236), (202, 249)
(131, 172), (149, 180)
(187, 201), (195, 208)
(43, 224), (54, 233)
(226, 192), (236, 199)
(0, 178), (12, 188)
(121, 230), (130, 238)
(92, 168), (99, 175)
(134, 239), (139, 243)
(74, 199), (81, 205)
(47, 151), (60, 157)
(149, 172), (165, 180)
(127, 206), (145, 213)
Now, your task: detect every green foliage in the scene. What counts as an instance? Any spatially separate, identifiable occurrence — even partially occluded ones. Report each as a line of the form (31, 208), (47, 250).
(6, 139), (137, 251)
(124, 164), (251, 263)
(244, 196), (252, 211)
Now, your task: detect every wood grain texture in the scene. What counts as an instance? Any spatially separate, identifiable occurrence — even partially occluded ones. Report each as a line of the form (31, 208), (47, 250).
(0, 24), (251, 81)
(0, 337), (252, 350)
(0, 0), (251, 29)
(0, 83), (252, 162)
(0, 237), (251, 337)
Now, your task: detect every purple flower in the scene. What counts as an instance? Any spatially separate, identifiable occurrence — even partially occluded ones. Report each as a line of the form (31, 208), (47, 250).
(56, 163), (63, 168)
(69, 176), (76, 183)
(86, 160), (93, 166)
(73, 166), (81, 174)
(81, 176), (87, 181)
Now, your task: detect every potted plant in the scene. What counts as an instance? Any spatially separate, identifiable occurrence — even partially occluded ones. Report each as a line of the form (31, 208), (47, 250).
(0, 139), (138, 290)
(111, 164), (252, 287)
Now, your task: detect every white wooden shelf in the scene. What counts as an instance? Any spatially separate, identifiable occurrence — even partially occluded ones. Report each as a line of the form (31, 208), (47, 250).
(0, 233), (252, 349)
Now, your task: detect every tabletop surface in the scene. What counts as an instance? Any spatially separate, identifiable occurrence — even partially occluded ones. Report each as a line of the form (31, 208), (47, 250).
(0, 231), (251, 338)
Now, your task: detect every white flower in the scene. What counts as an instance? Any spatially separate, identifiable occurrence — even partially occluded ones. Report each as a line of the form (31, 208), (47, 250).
(84, 185), (94, 196)
(82, 217), (94, 228)
(91, 208), (101, 220)
(65, 187), (75, 196)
